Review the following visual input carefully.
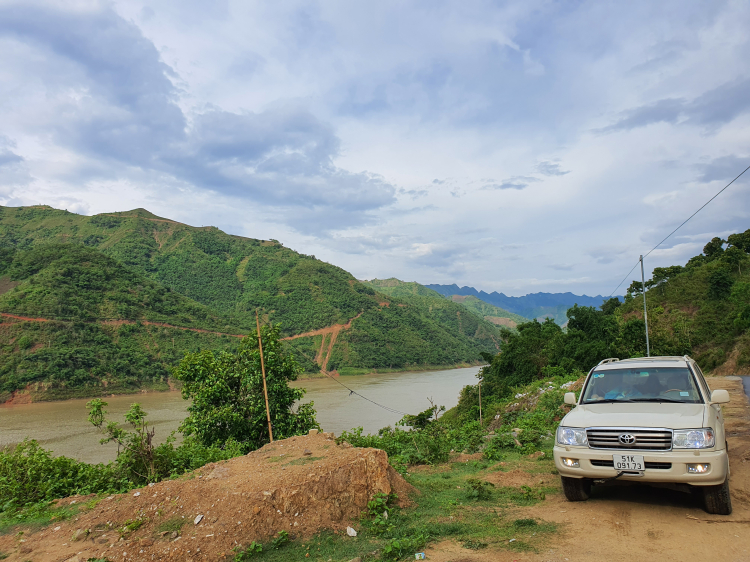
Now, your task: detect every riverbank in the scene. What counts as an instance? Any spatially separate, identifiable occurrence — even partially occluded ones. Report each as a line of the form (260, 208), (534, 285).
(1, 362), (486, 404)
(296, 360), (485, 380)
(1, 366), (482, 463)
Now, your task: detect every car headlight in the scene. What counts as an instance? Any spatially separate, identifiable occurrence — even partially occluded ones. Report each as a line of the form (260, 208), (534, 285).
(673, 428), (715, 449)
(557, 426), (588, 446)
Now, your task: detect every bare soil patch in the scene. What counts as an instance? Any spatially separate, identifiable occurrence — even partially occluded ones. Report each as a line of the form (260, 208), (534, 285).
(0, 432), (413, 561)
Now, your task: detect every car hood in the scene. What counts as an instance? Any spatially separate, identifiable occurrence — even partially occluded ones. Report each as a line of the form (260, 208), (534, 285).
(562, 402), (706, 429)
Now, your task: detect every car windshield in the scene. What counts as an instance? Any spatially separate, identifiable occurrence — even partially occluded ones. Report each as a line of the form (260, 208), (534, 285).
(581, 367), (702, 404)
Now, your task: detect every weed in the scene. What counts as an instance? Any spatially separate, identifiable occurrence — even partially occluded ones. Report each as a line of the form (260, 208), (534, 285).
(154, 516), (184, 536)
(284, 456), (324, 466)
(463, 539), (488, 550)
(234, 541), (262, 560)
(381, 534), (428, 561)
(513, 518), (538, 528)
(465, 478), (494, 501)
(118, 518), (146, 538)
(270, 530), (289, 549)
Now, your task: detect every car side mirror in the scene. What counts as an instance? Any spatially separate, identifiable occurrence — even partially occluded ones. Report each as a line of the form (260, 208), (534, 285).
(710, 389), (730, 404)
(564, 392), (577, 405)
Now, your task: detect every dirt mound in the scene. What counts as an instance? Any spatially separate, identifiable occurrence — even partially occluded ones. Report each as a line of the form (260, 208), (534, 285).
(0, 432), (414, 562)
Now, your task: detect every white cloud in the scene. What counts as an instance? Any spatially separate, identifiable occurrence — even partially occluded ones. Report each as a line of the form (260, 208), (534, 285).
(1, 0), (749, 295)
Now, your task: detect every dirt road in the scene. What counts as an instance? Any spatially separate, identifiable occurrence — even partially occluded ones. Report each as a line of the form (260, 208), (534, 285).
(425, 375), (750, 562)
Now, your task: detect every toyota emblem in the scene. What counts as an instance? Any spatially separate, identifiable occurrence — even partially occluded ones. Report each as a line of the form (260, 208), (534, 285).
(619, 433), (636, 445)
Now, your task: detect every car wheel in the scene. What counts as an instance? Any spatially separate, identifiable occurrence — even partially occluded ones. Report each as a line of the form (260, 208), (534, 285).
(702, 478), (732, 515)
(561, 476), (591, 501)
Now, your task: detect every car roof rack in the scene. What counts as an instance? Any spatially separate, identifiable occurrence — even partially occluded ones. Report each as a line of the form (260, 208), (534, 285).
(618, 356), (685, 362)
(597, 358), (620, 365)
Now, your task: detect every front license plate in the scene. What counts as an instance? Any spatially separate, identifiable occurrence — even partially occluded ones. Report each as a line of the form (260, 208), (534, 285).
(613, 454), (645, 471)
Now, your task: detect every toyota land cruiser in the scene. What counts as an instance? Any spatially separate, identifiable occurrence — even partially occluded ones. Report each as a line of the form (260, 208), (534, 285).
(553, 356), (732, 514)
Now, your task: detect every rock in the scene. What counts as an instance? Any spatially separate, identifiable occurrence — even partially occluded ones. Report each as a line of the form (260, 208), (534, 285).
(133, 492), (141, 497)
(341, 441), (352, 449)
(170, 531), (179, 539)
(303, 449), (313, 456)
(308, 429), (319, 435)
(527, 451), (545, 460)
(346, 526), (357, 537)
(139, 538), (154, 546)
(71, 528), (88, 541)
(194, 514), (204, 525)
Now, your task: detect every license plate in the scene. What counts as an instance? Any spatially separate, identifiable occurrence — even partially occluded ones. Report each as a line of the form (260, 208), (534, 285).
(613, 454), (644, 471)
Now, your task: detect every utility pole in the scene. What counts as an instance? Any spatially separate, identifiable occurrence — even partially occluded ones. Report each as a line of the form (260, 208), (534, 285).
(256, 309), (274, 442)
(478, 379), (483, 426)
(640, 255), (650, 357)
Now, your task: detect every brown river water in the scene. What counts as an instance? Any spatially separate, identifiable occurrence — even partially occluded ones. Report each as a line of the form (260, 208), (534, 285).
(0, 366), (480, 464)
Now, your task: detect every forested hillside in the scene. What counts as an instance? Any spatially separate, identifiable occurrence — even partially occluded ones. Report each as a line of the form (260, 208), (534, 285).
(0, 206), (498, 400)
(364, 278), (522, 330)
(448, 295), (528, 328)
(472, 229), (750, 407)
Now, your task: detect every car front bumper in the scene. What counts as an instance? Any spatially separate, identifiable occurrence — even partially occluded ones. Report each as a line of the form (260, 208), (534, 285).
(553, 445), (728, 486)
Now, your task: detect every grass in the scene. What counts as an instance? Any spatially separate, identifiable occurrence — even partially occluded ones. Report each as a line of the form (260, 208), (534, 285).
(154, 516), (185, 536)
(284, 456), (324, 466)
(231, 455), (558, 561)
(0, 502), (80, 536)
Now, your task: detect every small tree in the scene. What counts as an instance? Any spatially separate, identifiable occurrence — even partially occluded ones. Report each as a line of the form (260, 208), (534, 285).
(87, 400), (164, 483)
(173, 325), (318, 451)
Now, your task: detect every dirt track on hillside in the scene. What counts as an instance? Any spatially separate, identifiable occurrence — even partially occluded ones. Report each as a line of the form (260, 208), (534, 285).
(424, 375), (750, 562)
(281, 312), (363, 371)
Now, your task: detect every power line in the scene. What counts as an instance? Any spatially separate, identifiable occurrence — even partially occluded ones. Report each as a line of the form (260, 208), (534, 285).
(643, 163), (750, 259)
(608, 162), (750, 297)
(292, 347), (411, 416)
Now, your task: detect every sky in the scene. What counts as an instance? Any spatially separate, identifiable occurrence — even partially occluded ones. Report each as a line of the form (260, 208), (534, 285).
(1, 0), (749, 297)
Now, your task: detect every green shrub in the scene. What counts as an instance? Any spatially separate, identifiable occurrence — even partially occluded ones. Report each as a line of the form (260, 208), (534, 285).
(0, 440), (129, 511)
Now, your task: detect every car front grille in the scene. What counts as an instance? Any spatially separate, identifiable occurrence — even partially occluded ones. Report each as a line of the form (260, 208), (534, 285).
(586, 428), (672, 450)
(590, 460), (672, 470)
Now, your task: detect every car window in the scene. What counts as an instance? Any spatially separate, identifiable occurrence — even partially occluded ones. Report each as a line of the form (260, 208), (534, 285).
(581, 367), (703, 404)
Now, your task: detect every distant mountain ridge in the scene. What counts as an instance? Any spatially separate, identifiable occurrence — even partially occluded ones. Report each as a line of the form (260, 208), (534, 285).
(424, 284), (619, 324)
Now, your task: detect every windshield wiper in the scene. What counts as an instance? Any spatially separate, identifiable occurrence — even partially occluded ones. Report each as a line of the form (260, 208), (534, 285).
(631, 397), (688, 403)
(584, 398), (636, 404)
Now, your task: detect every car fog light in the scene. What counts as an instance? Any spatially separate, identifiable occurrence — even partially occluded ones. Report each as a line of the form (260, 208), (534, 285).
(687, 463), (710, 474)
(561, 458), (579, 468)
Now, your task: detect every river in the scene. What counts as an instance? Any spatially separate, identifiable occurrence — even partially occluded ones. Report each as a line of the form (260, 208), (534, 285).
(0, 366), (480, 464)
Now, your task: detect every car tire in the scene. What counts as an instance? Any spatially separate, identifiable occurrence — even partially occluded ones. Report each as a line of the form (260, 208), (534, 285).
(702, 478), (732, 515)
(561, 476), (591, 501)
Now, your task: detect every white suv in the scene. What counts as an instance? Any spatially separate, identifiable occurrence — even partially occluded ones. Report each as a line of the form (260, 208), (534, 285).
(553, 356), (731, 514)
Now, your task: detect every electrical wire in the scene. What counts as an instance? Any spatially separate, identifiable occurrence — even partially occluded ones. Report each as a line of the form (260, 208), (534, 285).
(292, 347), (411, 416)
(607, 162), (750, 298)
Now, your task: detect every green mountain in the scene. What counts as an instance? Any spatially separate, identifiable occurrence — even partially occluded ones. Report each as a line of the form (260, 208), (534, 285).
(362, 278), (503, 352)
(0, 243), (248, 402)
(0, 206), (501, 401)
(447, 295), (529, 328)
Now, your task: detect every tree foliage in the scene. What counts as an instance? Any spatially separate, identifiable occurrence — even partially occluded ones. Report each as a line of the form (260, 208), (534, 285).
(174, 325), (318, 450)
